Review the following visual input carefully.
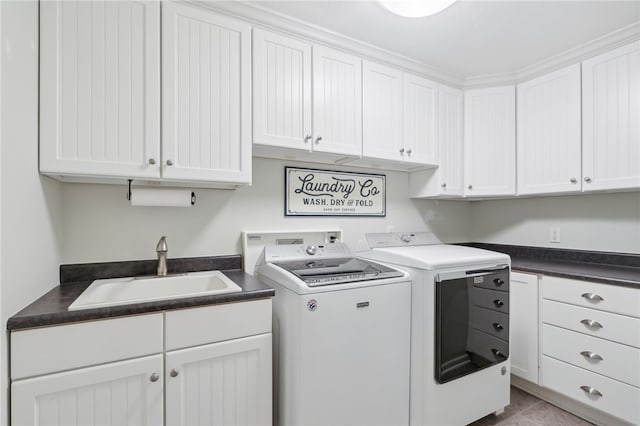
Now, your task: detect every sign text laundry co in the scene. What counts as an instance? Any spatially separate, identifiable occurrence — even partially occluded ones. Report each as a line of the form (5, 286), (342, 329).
(285, 167), (386, 217)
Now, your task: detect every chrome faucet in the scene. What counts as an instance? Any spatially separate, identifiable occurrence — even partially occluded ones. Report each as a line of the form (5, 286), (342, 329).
(156, 236), (168, 276)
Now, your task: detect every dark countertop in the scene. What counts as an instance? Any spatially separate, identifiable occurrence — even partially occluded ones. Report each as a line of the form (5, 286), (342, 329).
(464, 243), (640, 289)
(7, 256), (274, 331)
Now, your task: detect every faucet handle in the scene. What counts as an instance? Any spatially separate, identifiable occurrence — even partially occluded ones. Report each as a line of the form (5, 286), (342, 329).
(156, 236), (168, 252)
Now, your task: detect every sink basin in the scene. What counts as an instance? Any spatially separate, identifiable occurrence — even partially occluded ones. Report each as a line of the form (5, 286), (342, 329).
(68, 271), (242, 311)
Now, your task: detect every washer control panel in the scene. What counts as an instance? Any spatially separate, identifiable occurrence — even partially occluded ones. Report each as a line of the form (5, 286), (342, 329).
(264, 242), (350, 262)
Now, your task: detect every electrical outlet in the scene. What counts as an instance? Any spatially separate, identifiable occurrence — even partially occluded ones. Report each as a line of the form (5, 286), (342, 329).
(549, 227), (561, 243)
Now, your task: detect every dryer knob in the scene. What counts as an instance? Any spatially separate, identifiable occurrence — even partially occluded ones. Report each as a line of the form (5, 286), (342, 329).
(305, 245), (318, 255)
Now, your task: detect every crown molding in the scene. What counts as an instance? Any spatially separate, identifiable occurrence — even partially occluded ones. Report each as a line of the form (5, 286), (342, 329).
(183, 1), (638, 90)
(187, 0), (465, 87)
(465, 21), (640, 88)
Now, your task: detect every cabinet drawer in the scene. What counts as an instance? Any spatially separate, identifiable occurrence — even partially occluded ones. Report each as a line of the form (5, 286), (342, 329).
(542, 299), (640, 348)
(541, 356), (640, 425)
(469, 306), (509, 340)
(467, 328), (509, 363)
(472, 269), (509, 292)
(542, 276), (640, 318)
(165, 299), (272, 350)
(11, 314), (163, 379)
(472, 287), (509, 313)
(542, 324), (640, 387)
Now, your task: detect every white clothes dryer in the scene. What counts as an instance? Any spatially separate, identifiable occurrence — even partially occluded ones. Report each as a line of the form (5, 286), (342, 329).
(359, 232), (512, 426)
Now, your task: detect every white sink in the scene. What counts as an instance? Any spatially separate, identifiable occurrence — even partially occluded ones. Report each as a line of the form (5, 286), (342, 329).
(68, 271), (242, 311)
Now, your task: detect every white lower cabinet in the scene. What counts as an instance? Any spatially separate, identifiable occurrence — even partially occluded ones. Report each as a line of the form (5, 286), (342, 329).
(509, 272), (539, 384)
(12, 355), (164, 426)
(10, 300), (272, 426)
(539, 276), (640, 425)
(166, 334), (272, 426)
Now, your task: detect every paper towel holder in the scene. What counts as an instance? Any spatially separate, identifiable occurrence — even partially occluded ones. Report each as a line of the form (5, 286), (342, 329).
(126, 179), (197, 206)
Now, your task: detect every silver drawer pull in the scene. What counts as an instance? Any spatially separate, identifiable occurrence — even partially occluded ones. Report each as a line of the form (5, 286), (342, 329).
(580, 351), (603, 361)
(149, 373), (159, 383)
(581, 293), (604, 302)
(580, 385), (603, 397)
(580, 319), (603, 329)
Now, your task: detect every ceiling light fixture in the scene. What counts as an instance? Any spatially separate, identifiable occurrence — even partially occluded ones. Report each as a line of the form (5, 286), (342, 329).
(378, 0), (457, 18)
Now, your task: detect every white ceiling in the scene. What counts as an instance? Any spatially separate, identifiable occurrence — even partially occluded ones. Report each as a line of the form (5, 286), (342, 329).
(250, 0), (640, 79)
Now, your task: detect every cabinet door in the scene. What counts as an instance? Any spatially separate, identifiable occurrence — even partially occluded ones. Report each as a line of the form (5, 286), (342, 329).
(517, 64), (582, 195)
(40, 0), (160, 179)
(403, 74), (437, 165)
(11, 355), (163, 426)
(362, 60), (403, 161)
(510, 272), (539, 384)
(162, 2), (251, 184)
(582, 41), (640, 191)
(464, 86), (516, 197)
(165, 334), (272, 426)
(253, 29), (312, 150)
(312, 45), (362, 156)
(438, 84), (464, 196)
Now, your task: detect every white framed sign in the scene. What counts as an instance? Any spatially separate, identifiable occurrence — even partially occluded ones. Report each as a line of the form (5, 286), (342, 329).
(285, 167), (386, 217)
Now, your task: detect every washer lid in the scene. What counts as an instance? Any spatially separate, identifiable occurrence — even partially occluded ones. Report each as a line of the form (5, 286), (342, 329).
(360, 244), (510, 271)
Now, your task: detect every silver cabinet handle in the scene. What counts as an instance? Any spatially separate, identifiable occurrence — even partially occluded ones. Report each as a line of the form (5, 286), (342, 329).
(493, 322), (504, 331)
(304, 134), (312, 143)
(570, 177), (577, 184)
(584, 176), (592, 183)
(581, 293), (604, 302)
(468, 185), (473, 190)
(493, 299), (505, 308)
(399, 148), (405, 154)
(170, 369), (179, 378)
(150, 373), (159, 382)
(166, 160), (174, 166)
(580, 319), (603, 329)
(580, 385), (603, 397)
(148, 158), (156, 165)
(315, 136), (322, 144)
(441, 183), (447, 188)
(406, 148), (412, 155)
(580, 351), (603, 361)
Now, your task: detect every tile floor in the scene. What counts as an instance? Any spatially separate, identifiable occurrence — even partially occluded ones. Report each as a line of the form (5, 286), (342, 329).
(469, 386), (594, 426)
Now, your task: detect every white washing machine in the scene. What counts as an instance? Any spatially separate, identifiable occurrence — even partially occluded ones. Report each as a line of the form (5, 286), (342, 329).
(255, 241), (411, 426)
(359, 232), (512, 426)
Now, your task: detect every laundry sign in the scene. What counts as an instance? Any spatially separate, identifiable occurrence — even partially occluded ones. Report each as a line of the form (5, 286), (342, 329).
(285, 167), (386, 217)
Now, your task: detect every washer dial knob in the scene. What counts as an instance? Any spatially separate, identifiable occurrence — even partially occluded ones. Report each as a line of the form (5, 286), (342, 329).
(305, 245), (318, 255)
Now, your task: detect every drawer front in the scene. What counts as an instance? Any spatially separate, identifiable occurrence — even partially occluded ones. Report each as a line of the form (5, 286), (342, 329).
(542, 276), (640, 318)
(11, 313), (163, 379)
(542, 324), (640, 387)
(165, 299), (272, 351)
(467, 328), (509, 362)
(469, 306), (509, 340)
(542, 299), (640, 348)
(541, 356), (640, 425)
(472, 287), (510, 313)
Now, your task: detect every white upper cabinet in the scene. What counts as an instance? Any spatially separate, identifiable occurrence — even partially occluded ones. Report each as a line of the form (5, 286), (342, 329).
(403, 74), (438, 165)
(253, 29), (312, 151)
(517, 64), (582, 195)
(253, 30), (361, 159)
(464, 86), (516, 197)
(362, 60), (404, 161)
(409, 84), (463, 198)
(40, 0), (160, 179)
(162, 2), (251, 185)
(312, 45), (362, 156)
(582, 41), (640, 191)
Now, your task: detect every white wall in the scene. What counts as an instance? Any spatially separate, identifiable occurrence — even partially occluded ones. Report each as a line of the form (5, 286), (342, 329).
(0, 1), (63, 423)
(61, 158), (473, 263)
(471, 192), (640, 253)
